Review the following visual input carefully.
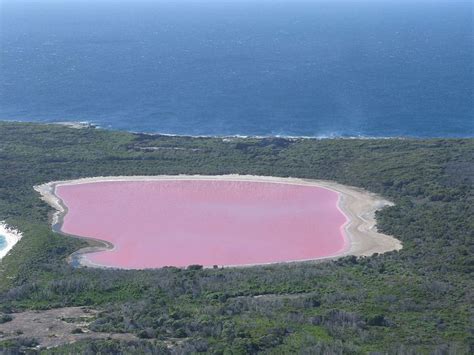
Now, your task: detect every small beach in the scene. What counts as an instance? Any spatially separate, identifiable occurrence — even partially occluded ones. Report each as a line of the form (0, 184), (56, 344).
(0, 222), (23, 260)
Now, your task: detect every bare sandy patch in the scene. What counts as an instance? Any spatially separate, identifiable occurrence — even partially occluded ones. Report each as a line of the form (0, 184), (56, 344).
(0, 307), (138, 349)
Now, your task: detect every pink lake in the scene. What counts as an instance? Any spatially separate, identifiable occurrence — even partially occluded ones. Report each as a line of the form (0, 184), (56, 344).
(56, 180), (348, 269)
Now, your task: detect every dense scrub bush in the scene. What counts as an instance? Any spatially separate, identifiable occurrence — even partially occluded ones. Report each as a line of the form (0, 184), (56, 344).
(0, 123), (472, 352)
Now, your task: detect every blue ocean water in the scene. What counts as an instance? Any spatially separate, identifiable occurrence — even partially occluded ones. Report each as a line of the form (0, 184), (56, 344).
(0, 235), (6, 251)
(0, 0), (472, 137)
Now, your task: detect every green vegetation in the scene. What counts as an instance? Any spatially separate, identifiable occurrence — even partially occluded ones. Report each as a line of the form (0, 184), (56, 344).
(0, 122), (472, 353)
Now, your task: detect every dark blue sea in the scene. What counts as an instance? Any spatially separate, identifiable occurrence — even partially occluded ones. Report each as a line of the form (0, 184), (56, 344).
(0, 0), (472, 138)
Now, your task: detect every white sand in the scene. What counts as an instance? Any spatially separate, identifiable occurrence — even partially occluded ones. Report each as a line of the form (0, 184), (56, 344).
(35, 175), (402, 267)
(0, 222), (23, 260)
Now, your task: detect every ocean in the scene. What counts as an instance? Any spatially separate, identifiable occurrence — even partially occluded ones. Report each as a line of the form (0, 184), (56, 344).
(0, 0), (472, 138)
(0, 235), (6, 251)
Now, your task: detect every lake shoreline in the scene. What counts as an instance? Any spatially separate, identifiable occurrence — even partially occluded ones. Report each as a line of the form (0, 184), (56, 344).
(35, 175), (402, 269)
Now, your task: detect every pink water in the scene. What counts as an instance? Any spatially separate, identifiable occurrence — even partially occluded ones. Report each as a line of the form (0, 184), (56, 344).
(56, 180), (348, 269)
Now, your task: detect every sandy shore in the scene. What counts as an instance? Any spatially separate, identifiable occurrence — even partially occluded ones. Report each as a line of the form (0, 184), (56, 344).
(0, 222), (23, 260)
(35, 175), (402, 268)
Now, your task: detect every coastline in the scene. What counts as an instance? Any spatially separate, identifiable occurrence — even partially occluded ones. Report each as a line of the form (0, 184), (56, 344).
(1, 120), (433, 140)
(49, 120), (474, 139)
(35, 175), (402, 269)
(0, 222), (23, 260)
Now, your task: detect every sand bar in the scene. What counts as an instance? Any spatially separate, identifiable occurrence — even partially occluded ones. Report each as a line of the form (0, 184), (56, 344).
(35, 175), (402, 269)
(0, 222), (23, 260)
